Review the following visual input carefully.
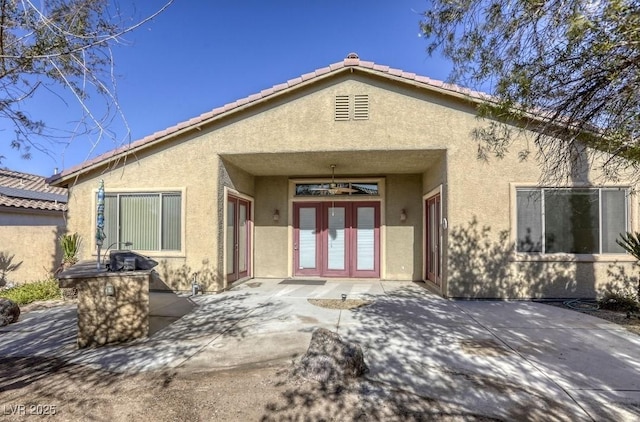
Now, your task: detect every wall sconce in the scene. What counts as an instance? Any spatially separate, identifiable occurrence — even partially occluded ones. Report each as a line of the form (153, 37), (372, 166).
(104, 283), (115, 297)
(400, 209), (407, 222)
(273, 209), (280, 222)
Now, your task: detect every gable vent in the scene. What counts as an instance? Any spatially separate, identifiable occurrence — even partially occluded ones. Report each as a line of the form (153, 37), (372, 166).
(335, 95), (350, 121)
(353, 94), (369, 120)
(334, 94), (370, 121)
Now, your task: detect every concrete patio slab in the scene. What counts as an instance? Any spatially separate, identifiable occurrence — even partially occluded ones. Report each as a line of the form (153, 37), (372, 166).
(339, 286), (592, 421)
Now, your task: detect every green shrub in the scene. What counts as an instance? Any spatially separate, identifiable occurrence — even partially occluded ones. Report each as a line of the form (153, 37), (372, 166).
(617, 232), (640, 261)
(0, 279), (61, 305)
(599, 289), (640, 313)
(59, 232), (82, 267)
(0, 251), (22, 287)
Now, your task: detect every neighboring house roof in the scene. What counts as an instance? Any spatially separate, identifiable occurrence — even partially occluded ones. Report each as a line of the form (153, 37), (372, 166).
(48, 53), (489, 186)
(0, 169), (67, 212)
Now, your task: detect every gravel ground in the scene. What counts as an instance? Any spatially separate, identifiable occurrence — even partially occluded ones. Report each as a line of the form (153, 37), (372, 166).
(308, 298), (373, 310)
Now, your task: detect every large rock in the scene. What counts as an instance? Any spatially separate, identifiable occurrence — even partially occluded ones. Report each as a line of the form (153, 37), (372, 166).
(294, 328), (368, 385)
(0, 298), (20, 327)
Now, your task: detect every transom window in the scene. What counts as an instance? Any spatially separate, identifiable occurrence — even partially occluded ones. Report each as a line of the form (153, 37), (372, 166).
(103, 192), (182, 251)
(295, 182), (379, 196)
(516, 188), (627, 254)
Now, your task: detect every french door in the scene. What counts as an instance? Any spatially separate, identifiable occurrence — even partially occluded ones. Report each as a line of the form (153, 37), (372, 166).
(227, 195), (251, 283)
(293, 202), (379, 278)
(425, 193), (441, 285)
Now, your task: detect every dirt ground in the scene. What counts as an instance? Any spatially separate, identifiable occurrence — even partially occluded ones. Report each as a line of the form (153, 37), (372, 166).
(1, 299), (637, 421)
(2, 300), (500, 421)
(0, 355), (501, 422)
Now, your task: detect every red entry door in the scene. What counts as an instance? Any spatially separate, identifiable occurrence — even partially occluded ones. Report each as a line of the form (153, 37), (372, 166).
(227, 196), (251, 283)
(425, 194), (441, 285)
(293, 202), (379, 278)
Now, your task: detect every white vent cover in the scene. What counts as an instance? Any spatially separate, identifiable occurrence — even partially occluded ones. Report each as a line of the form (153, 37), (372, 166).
(353, 94), (369, 120)
(335, 95), (350, 121)
(334, 94), (369, 121)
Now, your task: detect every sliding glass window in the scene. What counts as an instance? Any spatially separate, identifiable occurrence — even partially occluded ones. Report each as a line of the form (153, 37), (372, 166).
(516, 188), (627, 254)
(103, 192), (181, 251)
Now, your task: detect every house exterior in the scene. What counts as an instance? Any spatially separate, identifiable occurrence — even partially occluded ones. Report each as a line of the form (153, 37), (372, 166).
(47, 54), (638, 298)
(0, 169), (67, 285)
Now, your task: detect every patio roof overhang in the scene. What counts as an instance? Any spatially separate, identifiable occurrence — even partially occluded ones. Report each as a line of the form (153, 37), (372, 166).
(220, 150), (445, 177)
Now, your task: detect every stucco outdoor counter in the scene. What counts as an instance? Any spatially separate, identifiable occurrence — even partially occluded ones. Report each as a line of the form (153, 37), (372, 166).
(57, 261), (151, 348)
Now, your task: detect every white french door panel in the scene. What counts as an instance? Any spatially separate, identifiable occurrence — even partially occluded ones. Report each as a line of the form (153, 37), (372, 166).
(356, 207), (375, 271)
(293, 201), (380, 278)
(327, 207), (346, 270)
(299, 207), (317, 269)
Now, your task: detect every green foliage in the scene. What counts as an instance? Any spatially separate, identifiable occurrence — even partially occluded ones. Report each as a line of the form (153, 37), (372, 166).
(599, 289), (639, 313)
(420, 0), (640, 184)
(59, 233), (82, 265)
(0, 1), (173, 164)
(617, 232), (640, 262)
(0, 252), (22, 287)
(0, 279), (61, 305)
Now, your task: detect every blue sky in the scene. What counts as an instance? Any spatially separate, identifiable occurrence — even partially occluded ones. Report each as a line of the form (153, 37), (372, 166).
(2, 1), (452, 176)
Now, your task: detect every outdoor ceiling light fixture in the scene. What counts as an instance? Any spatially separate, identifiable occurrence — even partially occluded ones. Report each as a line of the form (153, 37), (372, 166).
(309, 164), (357, 195)
(273, 209), (280, 222)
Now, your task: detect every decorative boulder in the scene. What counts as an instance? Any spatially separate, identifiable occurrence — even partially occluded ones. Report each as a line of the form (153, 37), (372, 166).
(0, 298), (20, 327)
(293, 328), (368, 385)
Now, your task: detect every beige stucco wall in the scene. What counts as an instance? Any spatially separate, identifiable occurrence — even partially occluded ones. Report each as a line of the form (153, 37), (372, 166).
(443, 127), (639, 299)
(0, 209), (65, 284)
(253, 177), (289, 277)
(208, 75), (454, 156)
(56, 71), (639, 297)
(64, 134), (224, 292)
(384, 174), (422, 280)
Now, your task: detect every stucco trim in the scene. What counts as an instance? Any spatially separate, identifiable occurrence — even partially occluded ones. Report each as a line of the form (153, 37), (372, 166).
(508, 182), (636, 262)
(512, 253), (635, 263)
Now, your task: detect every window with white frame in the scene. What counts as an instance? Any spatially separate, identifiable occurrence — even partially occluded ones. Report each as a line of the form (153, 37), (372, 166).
(103, 192), (182, 251)
(516, 188), (627, 254)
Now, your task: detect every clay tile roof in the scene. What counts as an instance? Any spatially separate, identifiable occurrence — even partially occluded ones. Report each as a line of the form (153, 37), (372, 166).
(48, 53), (489, 185)
(0, 169), (67, 211)
(314, 66), (331, 76)
(301, 72), (316, 81)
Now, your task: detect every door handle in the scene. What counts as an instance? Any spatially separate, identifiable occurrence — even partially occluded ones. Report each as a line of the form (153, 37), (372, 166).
(294, 242), (298, 250)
